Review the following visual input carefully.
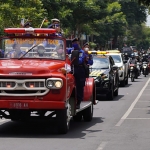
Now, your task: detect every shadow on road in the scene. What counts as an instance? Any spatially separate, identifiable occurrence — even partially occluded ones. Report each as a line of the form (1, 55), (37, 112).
(0, 117), (104, 138)
(97, 95), (124, 101)
(119, 84), (132, 88)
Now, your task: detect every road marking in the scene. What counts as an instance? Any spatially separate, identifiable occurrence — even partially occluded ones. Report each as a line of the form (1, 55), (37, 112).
(133, 108), (150, 110)
(115, 77), (150, 127)
(126, 118), (150, 119)
(96, 142), (108, 150)
(138, 101), (150, 102)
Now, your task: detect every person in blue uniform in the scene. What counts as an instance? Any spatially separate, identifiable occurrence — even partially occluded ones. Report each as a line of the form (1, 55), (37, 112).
(6, 43), (25, 58)
(68, 38), (86, 109)
(47, 18), (62, 36)
(83, 42), (93, 66)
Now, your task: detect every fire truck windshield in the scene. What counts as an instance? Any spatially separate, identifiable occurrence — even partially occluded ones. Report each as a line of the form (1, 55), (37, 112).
(0, 37), (65, 60)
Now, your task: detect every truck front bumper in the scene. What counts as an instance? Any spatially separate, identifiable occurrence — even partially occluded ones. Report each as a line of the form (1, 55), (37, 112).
(0, 100), (66, 110)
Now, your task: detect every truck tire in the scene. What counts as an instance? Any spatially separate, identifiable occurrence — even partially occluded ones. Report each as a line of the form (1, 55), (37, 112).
(73, 112), (82, 122)
(57, 109), (70, 134)
(83, 104), (93, 122)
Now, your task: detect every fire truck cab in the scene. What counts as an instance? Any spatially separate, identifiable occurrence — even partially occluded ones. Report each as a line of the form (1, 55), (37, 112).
(0, 28), (96, 134)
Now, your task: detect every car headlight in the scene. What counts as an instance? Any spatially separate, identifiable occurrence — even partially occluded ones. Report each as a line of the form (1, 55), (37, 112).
(46, 78), (63, 89)
(119, 66), (123, 70)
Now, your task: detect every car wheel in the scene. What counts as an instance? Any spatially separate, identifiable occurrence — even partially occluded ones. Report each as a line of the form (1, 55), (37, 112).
(125, 75), (128, 85)
(107, 85), (114, 100)
(114, 89), (118, 96)
(57, 103), (71, 134)
(120, 78), (125, 87)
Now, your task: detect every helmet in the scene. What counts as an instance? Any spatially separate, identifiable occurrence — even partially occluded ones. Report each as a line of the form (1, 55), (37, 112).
(131, 53), (135, 57)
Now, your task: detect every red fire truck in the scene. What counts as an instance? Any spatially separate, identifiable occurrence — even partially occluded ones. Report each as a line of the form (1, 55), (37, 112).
(0, 28), (97, 134)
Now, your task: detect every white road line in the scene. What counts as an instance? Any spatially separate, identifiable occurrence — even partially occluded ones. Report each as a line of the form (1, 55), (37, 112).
(96, 142), (108, 150)
(133, 108), (150, 110)
(115, 78), (150, 127)
(138, 101), (150, 102)
(126, 118), (150, 119)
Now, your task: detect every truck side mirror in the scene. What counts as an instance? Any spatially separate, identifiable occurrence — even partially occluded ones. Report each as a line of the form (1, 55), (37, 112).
(71, 50), (79, 65)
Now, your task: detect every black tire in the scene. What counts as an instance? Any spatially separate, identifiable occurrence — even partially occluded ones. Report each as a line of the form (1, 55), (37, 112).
(120, 78), (125, 87)
(125, 75), (128, 85)
(73, 112), (82, 122)
(114, 88), (118, 96)
(83, 104), (93, 122)
(107, 85), (114, 100)
(131, 75), (134, 82)
(57, 109), (70, 134)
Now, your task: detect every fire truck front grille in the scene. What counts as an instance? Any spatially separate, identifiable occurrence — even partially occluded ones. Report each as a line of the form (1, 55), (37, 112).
(0, 81), (16, 88)
(0, 79), (49, 96)
(25, 82), (45, 88)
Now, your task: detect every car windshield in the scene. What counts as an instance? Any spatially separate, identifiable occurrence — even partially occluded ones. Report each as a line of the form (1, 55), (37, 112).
(91, 56), (109, 69)
(108, 55), (121, 63)
(0, 37), (65, 60)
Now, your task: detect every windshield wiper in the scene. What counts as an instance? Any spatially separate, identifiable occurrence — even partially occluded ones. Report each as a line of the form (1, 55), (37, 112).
(18, 44), (38, 60)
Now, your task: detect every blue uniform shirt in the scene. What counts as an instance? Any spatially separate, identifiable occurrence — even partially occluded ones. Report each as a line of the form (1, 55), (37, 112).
(67, 48), (85, 64)
(85, 53), (93, 65)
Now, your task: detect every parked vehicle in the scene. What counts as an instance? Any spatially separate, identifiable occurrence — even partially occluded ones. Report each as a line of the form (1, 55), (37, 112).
(89, 51), (119, 100)
(0, 27), (97, 134)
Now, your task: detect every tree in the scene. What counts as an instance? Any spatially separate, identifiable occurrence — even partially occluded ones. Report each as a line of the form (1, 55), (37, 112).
(0, 0), (47, 33)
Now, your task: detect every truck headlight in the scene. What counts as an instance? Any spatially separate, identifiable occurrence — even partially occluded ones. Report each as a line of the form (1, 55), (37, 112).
(55, 81), (62, 88)
(47, 80), (54, 88)
(46, 78), (63, 89)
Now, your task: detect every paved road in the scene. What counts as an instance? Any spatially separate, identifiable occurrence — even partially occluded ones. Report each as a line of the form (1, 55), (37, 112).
(0, 75), (150, 150)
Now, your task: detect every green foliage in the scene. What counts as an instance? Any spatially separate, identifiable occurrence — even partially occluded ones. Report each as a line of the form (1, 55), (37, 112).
(0, 0), (149, 49)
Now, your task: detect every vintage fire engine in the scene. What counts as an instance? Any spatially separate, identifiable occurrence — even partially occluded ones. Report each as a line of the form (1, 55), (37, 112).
(0, 28), (96, 134)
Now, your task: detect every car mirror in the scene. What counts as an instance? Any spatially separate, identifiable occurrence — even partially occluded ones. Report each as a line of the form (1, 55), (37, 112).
(113, 65), (118, 70)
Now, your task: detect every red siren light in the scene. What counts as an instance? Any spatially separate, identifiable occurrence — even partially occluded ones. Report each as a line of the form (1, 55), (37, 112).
(4, 28), (56, 34)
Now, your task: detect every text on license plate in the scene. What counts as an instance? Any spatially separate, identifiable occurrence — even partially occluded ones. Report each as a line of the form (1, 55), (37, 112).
(10, 102), (29, 109)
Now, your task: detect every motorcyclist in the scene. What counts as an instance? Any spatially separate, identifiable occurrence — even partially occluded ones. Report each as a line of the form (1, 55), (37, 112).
(130, 53), (137, 64)
(142, 54), (148, 62)
(129, 53), (138, 77)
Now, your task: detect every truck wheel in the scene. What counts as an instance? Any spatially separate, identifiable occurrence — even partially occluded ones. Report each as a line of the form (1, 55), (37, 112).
(73, 112), (82, 122)
(57, 103), (71, 134)
(83, 104), (93, 122)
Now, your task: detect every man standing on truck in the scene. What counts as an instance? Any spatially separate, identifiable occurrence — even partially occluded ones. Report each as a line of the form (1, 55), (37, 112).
(68, 38), (86, 109)
(48, 18), (62, 36)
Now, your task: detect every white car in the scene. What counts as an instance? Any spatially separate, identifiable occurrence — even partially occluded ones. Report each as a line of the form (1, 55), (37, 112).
(106, 52), (129, 87)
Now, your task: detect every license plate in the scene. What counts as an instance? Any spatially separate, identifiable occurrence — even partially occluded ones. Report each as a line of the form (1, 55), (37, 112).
(10, 102), (29, 109)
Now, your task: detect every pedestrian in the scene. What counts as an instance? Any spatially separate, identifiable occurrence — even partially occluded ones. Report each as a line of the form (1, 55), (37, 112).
(67, 38), (86, 109)
(47, 18), (62, 36)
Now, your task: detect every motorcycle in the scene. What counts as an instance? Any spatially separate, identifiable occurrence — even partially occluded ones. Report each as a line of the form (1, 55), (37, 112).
(136, 62), (141, 78)
(130, 64), (137, 82)
(142, 62), (148, 77)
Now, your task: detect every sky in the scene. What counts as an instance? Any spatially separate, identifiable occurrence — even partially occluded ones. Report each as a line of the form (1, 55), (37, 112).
(146, 15), (150, 26)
